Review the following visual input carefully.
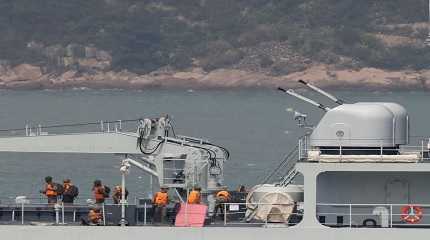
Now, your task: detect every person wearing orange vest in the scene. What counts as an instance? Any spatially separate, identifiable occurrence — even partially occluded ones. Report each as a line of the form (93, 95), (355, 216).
(187, 186), (201, 204)
(213, 186), (231, 221)
(41, 176), (59, 204)
(92, 180), (107, 204)
(152, 185), (169, 224)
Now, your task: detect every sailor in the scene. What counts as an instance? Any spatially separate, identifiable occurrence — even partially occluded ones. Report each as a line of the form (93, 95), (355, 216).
(112, 185), (129, 204)
(41, 176), (60, 204)
(152, 185), (169, 224)
(237, 185), (246, 192)
(213, 186), (231, 220)
(187, 186), (201, 204)
(62, 179), (79, 204)
(87, 207), (103, 225)
(92, 180), (110, 204)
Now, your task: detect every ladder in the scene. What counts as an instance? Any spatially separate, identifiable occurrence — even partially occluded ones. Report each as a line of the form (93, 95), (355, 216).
(263, 145), (300, 184)
(279, 168), (298, 186)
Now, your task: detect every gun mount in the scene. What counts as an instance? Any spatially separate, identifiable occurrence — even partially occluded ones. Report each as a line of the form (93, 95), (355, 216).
(278, 87), (331, 112)
(278, 84), (409, 150)
(298, 79), (344, 105)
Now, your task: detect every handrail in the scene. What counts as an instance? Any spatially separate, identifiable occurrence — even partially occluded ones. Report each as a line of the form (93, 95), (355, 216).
(317, 202), (430, 228)
(299, 137), (430, 162)
(261, 145), (299, 184)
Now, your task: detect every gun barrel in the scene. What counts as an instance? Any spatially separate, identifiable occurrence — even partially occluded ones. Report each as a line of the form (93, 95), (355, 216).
(298, 80), (343, 105)
(278, 88), (330, 112)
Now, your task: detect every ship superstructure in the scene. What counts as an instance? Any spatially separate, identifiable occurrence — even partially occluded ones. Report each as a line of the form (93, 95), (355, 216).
(0, 83), (430, 240)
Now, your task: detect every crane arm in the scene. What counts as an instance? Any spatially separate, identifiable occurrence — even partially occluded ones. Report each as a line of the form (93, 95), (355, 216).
(0, 132), (142, 154)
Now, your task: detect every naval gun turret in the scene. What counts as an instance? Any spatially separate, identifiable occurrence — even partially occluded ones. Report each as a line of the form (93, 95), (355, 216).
(282, 81), (415, 161)
(311, 102), (409, 150)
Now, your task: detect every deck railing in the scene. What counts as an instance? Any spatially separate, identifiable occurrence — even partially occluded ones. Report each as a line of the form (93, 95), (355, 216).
(0, 200), (305, 227)
(4, 201), (429, 228)
(298, 136), (430, 162)
(317, 203), (430, 228)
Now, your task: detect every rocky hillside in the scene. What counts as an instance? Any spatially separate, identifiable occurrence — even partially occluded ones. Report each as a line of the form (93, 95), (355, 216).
(1, 0), (430, 89)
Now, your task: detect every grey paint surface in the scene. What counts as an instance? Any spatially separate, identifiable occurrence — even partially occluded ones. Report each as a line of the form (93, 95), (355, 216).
(1, 225), (430, 240)
(310, 103), (408, 147)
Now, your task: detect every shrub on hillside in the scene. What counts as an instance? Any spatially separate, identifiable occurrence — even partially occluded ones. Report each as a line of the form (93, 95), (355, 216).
(200, 49), (244, 71)
(271, 61), (306, 76)
(237, 25), (276, 47)
(259, 54), (274, 68)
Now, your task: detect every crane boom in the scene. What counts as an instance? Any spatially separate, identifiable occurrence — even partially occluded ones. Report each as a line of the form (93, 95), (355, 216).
(0, 116), (229, 195)
(0, 132), (140, 154)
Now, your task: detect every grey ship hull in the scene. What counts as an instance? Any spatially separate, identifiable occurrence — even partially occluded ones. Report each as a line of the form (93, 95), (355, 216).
(2, 225), (429, 240)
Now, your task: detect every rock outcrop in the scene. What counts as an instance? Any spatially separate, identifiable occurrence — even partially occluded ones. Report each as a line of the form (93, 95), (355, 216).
(0, 63), (427, 90)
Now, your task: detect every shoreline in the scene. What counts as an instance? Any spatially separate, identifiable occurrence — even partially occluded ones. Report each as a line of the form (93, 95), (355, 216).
(0, 64), (429, 91)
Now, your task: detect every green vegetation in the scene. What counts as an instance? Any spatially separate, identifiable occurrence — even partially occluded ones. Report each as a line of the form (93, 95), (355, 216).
(1, 0), (430, 73)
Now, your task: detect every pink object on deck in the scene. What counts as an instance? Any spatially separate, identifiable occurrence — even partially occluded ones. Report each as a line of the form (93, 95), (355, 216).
(175, 203), (208, 227)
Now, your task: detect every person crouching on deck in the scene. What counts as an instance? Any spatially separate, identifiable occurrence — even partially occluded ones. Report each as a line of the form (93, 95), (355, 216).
(88, 207), (103, 225)
(81, 207), (103, 226)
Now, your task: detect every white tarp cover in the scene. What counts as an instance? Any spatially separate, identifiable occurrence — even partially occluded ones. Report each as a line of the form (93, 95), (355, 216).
(246, 185), (295, 223)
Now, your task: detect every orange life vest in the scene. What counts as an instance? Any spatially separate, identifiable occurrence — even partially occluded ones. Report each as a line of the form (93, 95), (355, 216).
(153, 192), (168, 206)
(93, 186), (105, 201)
(216, 190), (230, 201)
(45, 183), (57, 197)
(187, 190), (201, 204)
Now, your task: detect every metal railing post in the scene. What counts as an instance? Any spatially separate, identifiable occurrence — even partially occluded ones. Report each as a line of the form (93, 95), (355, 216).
(349, 204), (352, 228)
(21, 203), (24, 225)
(143, 202), (147, 225)
(102, 203), (106, 226)
(390, 204), (393, 228)
(55, 204), (60, 225)
(421, 140), (424, 162)
(185, 203), (189, 226)
(223, 204), (227, 226)
(62, 202), (65, 225)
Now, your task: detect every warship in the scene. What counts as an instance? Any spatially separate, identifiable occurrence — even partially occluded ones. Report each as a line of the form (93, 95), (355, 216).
(0, 81), (430, 240)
